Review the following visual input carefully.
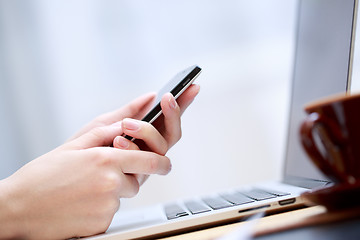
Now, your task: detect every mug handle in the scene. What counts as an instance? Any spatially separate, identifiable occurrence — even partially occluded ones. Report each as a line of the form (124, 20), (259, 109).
(300, 112), (348, 183)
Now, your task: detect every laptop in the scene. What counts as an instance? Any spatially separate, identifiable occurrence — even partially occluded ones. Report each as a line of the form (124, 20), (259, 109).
(87, 0), (358, 239)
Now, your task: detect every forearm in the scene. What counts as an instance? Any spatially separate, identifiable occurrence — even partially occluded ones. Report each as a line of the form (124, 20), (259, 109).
(0, 178), (24, 239)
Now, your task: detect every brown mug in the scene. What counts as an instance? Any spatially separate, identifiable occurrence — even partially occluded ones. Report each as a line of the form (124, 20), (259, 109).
(300, 93), (360, 184)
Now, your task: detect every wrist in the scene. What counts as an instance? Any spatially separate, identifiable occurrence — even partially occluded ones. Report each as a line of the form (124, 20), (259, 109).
(0, 178), (25, 239)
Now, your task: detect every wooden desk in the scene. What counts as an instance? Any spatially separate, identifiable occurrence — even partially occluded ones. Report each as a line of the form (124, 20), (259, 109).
(159, 206), (360, 240)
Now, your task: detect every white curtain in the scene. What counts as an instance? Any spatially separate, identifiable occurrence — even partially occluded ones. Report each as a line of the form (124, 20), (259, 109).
(0, 1), (59, 177)
(0, 0), (297, 210)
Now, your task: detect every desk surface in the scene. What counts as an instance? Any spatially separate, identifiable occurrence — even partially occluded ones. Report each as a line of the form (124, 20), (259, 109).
(255, 217), (360, 240)
(159, 206), (360, 240)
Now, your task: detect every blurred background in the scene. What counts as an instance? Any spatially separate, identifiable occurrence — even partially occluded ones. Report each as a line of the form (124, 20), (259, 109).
(0, 0), (359, 210)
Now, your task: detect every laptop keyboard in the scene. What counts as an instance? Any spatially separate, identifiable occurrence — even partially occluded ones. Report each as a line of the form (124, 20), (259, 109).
(164, 188), (289, 220)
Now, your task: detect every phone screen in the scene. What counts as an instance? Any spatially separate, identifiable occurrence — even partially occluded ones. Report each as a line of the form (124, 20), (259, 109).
(124, 65), (201, 140)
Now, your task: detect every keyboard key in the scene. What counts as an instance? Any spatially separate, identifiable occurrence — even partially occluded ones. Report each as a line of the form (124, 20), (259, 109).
(202, 196), (234, 210)
(240, 189), (276, 201)
(164, 204), (189, 220)
(256, 188), (290, 197)
(220, 192), (255, 205)
(184, 200), (212, 214)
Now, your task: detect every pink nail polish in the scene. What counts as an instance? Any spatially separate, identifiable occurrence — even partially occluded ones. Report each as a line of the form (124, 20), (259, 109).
(116, 137), (129, 149)
(123, 119), (140, 131)
(169, 95), (177, 109)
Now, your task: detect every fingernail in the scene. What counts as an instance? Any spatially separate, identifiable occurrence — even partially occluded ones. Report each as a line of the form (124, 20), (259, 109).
(115, 136), (129, 149)
(122, 119), (140, 131)
(168, 95), (177, 109)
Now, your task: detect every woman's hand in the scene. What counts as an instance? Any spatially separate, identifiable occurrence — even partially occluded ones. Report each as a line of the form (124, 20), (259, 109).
(0, 84), (199, 239)
(113, 84), (200, 151)
(71, 84), (200, 151)
(0, 125), (171, 239)
(113, 84), (200, 184)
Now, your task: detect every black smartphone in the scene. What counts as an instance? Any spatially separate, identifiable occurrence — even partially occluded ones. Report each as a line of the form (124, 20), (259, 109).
(124, 65), (202, 140)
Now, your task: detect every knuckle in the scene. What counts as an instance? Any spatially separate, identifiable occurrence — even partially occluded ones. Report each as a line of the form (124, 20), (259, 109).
(90, 126), (107, 139)
(171, 129), (182, 146)
(159, 141), (169, 156)
(148, 155), (160, 174)
(102, 171), (121, 193)
(117, 175), (140, 198)
(146, 155), (172, 175)
(127, 179), (140, 197)
(174, 117), (182, 137)
(93, 150), (114, 167)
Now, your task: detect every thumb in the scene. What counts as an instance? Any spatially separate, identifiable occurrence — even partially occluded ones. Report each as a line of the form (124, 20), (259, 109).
(67, 92), (156, 142)
(67, 125), (123, 149)
(106, 92), (157, 122)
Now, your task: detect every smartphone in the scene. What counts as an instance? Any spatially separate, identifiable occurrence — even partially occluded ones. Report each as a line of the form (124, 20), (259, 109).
(124, 65), (202, 140)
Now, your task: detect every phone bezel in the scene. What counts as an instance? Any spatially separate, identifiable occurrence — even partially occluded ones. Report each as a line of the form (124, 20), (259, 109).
(142, 65), (201, 123)
(123, 65), (201, 141)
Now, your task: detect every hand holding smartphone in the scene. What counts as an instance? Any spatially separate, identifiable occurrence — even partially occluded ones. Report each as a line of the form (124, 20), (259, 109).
(124, 65), (202, 140)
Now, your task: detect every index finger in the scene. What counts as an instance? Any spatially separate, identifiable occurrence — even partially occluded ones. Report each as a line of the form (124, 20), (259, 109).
(176, 84), (200, 116)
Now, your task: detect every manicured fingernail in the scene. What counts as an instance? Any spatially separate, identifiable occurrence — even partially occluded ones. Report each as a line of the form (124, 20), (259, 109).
(115, 136), (129, 149)
(168, 95), (177, 109)
(122, 119), (140, 131)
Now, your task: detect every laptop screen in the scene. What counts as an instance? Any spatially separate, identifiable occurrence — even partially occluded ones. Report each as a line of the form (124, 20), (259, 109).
(283, 0), (358, 188)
